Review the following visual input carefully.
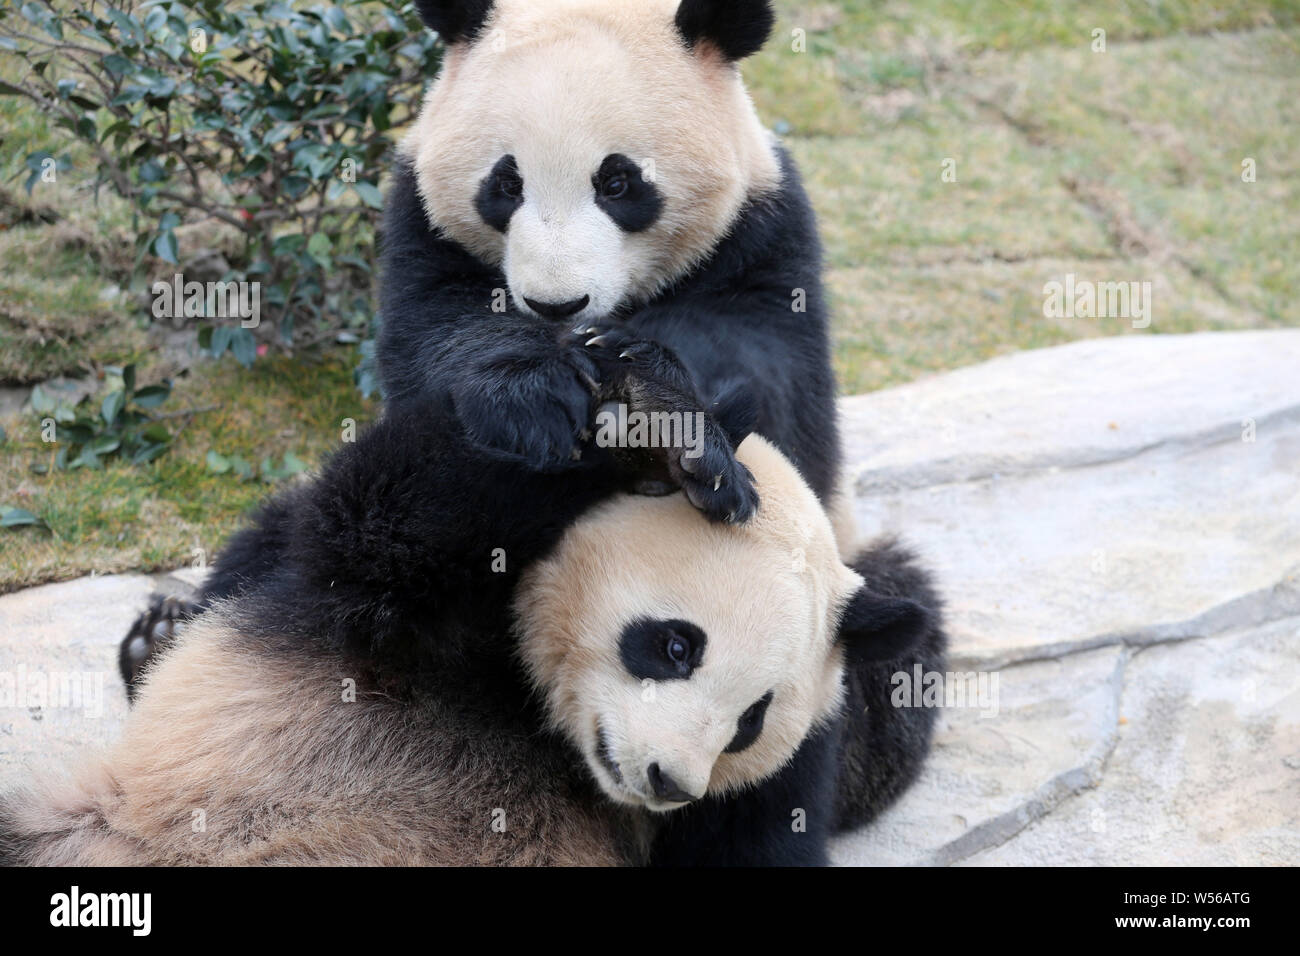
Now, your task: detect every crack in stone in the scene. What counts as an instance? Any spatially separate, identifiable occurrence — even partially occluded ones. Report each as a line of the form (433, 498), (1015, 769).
(853, 399), (1300, 496)
(951, 567), (1300, 672)
(930, 648), (1130, 865)
(928, 574), (1300, 863)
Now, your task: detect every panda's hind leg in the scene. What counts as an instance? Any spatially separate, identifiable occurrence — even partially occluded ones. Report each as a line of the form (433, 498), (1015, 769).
(833, 537), (948, 833)
(118, 594), (196, 702)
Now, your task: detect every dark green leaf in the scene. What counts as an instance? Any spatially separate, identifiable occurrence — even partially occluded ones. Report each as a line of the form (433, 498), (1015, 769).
(154, 230), (178, 264)
(101, 389), (126, 426)
(132, 384), (171, 408)
(210, 325), (233, 357)
(1, 507), (48, 531)
(230, 327), (257, 368)
(132, 442), (169, 464)
(353, 181), (383, 209)
(142, 423), (170, 443)
(90, 434), (121, 455)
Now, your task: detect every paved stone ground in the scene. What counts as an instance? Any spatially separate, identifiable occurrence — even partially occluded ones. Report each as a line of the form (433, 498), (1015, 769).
(2, 330), (1297, 865)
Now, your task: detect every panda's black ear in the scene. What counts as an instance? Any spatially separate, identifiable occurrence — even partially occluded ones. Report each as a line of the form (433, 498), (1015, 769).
(708, 379), (758, 449)
(675, 0), (774, 61)
(837, 588), (931, 667)
(414, 0), (494, 44)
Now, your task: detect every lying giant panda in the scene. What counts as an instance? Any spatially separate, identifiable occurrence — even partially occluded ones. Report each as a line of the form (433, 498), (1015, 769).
(5, 357), (943, 866)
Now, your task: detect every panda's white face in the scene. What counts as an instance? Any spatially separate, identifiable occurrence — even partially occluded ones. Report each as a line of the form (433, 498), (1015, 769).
(402, 0), (780, 326)
(515, 437), (862, 812)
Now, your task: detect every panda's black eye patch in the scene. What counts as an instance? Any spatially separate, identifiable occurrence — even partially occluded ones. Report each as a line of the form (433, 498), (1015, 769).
(619, 618), (706, 681)
(593, 153), (662, 233)
(723, 691), (773, 754)
(475, 154), (524, 232)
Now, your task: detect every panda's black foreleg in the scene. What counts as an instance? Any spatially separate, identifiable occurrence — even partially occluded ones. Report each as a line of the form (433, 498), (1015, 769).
(577, 326), (759, 524)
(647, 723), (843, 867)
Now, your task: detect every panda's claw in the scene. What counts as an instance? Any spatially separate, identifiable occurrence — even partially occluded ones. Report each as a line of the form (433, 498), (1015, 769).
(119, 593), (198, 702)
(592, 330), (760, 523)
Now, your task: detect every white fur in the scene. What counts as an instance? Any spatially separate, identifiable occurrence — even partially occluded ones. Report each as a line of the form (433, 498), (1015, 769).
(516, 436), (863, 812)
(401, 0), (781, 325)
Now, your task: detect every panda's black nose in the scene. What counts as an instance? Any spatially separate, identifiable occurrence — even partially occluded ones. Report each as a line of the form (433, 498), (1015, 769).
(524, 294), (589, 318)
(647, 762), (700, 803)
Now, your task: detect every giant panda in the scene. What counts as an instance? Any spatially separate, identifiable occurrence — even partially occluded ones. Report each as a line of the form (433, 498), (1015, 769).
(3, 355), (942, 866)
(382, 0), (841, 496)
(119, 0), (851, 688)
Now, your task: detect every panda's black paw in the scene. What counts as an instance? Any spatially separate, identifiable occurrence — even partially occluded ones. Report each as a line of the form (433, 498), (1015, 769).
(119, 593), (196, 701)
(578, 327), (759, 524)
(452, 346), (600, 470)
(669, 424), (759, 525)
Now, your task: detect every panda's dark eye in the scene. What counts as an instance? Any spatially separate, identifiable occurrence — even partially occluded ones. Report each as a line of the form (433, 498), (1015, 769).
(475, 154), (524, 233)
(498, 171), (523, 199)
(593, 153), (662, 233)
(601, 173), (628, 200)
(723, 691), (774, 754)
(665, 633), (690, 664)
(619, 618), (706, 681)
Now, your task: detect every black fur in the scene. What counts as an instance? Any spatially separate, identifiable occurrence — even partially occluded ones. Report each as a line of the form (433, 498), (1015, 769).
(674, 0), (775, 61)
(651, 720), (843, 866)
(475, 154), (524, 233)
(835, 539), (948, 833)
(413, 0), (494, 44)
(378, 148), (840, 502)
(721, 690), (772, 754)
(235, 403), (627, 673)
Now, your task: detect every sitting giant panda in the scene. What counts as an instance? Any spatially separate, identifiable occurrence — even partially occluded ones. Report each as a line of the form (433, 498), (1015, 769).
(385, 0), (843, 497)
(6, 356), (944, 866)
(122, 0), (849, 692)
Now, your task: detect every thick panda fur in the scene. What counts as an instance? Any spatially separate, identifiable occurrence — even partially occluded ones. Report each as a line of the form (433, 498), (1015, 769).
(3, 360), (943, 866)
(384, 0), (841, 499)
(120, 0), (847, 697)
(90, 0), (944, 864)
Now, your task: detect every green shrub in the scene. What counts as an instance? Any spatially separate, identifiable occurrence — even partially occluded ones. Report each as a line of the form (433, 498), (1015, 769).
(0, 0), (441, 353)
(29, 362), (175, 470)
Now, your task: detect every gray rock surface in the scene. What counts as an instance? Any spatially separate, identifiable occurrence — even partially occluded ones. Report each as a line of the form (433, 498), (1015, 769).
(0, 570), (199, 778)
(831, 329), (1300, 865)
(2, 330), (1297, 865)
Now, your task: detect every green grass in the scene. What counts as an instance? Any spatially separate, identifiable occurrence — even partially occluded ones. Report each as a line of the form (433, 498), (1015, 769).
(0, 352), (376, 593)
(1, 0), (1298, 587)
(743, 3), (1299, 393)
